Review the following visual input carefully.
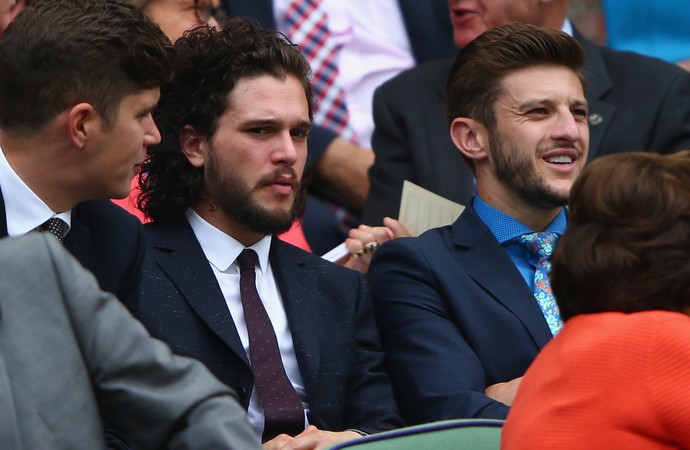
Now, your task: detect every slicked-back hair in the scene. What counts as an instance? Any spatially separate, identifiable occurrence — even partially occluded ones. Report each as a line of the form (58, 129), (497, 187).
(445, 22), (586, 133)
(552, 150), (690, 321)
(0, 0), (173, 133)
(138, 17), (313, 223)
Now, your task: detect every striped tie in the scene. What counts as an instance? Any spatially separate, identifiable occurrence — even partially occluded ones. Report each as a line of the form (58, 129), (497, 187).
(285, 0), (355, 141)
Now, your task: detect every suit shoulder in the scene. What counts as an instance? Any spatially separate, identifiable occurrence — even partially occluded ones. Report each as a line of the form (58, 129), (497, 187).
(378, 57), (455, 94)
(74, 199), (142, 228)
(274, 240), (364, 277)
(596, 44), (688, 81)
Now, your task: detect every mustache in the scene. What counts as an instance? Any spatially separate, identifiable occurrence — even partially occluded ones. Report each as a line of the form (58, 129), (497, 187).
(258, 167), (300, 189)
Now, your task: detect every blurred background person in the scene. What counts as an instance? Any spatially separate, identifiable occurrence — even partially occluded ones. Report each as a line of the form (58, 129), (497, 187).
(503, 150), (690, 449)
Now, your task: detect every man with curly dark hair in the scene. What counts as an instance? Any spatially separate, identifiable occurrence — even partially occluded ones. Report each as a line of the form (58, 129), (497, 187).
(133, 17), (401, 450)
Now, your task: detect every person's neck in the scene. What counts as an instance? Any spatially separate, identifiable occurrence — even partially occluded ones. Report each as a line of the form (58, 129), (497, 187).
(477, 189), (563, 232)
(191, 201), (266, 247)
(0, 131), (79, 213)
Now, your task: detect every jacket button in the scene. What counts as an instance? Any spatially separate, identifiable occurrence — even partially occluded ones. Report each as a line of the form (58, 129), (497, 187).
(235, 387), (247, 402)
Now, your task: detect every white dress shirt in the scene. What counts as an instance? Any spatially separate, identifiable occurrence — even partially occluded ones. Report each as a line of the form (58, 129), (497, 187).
(187, 209), (309, 442)
(0, 145), (71, 236)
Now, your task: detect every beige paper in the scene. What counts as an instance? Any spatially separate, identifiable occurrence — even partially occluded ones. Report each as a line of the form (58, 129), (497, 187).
(399, 180), (465, 236)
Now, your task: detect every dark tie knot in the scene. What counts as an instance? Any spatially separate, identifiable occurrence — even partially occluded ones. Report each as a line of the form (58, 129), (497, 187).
(237, 248), (258, 273)
(38, 217), (68, 243)
(517, 232), (557, 258)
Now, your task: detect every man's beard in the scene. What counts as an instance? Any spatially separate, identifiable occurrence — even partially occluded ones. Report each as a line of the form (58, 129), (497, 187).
(489, 130), (569, 210)
(205, 153), (307, 236)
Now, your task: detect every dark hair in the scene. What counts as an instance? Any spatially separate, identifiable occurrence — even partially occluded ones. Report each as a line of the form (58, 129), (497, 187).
(138, 17), (313, 223)
(551, 150), (690, 321)
(0, 0), (173, 132)
(445, 22), (585, 132)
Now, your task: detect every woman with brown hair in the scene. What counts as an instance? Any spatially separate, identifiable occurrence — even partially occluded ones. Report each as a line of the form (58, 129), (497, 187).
(503, 150), (690, 449)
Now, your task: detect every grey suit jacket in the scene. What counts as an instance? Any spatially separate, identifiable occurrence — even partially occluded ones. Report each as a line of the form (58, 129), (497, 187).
(0, 234), (259, 450)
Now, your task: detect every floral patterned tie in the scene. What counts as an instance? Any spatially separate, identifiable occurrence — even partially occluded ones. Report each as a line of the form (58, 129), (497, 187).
(517, 232), (563, 335)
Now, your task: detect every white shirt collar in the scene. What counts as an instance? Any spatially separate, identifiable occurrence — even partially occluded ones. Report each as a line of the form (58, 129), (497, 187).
(0, 145), (71, 236)
(562, 18), (573, 37)
(186, 208), (272, 274)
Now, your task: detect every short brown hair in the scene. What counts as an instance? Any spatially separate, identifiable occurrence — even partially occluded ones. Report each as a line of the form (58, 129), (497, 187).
(0, 0), (173, 132)
(551, 150), (690, 320)
(445, 22), (586, 132)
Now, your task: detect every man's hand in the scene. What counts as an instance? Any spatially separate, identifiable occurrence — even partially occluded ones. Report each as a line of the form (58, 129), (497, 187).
(341, 218), (412, 273)
(313, 137), (374, 214)
(263, 426), (363, 450)
(484, 376), (523, 406)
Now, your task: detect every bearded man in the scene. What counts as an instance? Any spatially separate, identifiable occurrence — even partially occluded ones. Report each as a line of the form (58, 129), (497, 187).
(132, 18), (401, 450)
(368, 23), (589, 422)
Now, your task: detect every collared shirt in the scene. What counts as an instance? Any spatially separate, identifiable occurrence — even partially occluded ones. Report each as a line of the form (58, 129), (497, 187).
(186, 209), (309, 442)
(0, 145), (71, 236)
(273, 0), (416, 149)
(473, 196), (567, 289)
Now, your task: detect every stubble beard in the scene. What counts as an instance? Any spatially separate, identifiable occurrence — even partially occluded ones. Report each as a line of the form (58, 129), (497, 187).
(205, 153), (306, 236)
(489, 131), (569, 210)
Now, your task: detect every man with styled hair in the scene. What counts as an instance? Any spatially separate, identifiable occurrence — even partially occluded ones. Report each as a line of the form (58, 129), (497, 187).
(0, 0), (173, 308)
(369, 22), (589, 422)
(133, 18), (401, 450)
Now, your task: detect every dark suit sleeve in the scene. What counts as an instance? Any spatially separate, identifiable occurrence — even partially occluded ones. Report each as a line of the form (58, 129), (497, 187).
(341, 271), (404, 433)
(368, 237), (510, 422)
(362, 83), (417, 226)
(45, 236), (260, 450)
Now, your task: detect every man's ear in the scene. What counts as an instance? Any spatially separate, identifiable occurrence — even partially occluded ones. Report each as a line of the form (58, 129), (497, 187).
(67, 103), (97, 150)
(450, 117), (489, 162)
(180, 125), (206, 168)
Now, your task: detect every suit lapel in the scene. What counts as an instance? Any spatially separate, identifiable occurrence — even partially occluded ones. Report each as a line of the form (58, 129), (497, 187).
(0, 189), (8, 237)
(452, 207), (553, 348)
(269, 239), (321, 393)
(149, 222), (250, 367)
(574, 28), (615, 160)
(63, 205), (90, 267)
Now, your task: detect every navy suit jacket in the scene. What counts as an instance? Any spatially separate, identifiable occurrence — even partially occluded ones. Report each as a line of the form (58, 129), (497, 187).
(220, 0), (457, 165)
(362, 29), (690, 225)
(0, 190), (145, 308)
(368, 203), (554, 422)
(133, 219), (402, 434)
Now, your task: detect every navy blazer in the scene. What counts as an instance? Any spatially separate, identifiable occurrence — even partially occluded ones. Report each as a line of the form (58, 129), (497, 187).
(362, 29), (690, 225)
(368, 204), (553, 422)
(133, 220), (402, 434)
(0, 190), (145, 308)
(220, 0), (457, 165)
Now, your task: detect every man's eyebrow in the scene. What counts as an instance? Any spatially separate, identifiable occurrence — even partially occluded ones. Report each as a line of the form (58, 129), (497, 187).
(242, 118), (312, 130)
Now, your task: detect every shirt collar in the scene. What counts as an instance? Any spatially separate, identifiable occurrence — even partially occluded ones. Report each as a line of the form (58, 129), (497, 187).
(186, 208), (272, 274)
(473, 195), (568, 244)
(0, 145), (72, 236)
(562, 18), (573, 36)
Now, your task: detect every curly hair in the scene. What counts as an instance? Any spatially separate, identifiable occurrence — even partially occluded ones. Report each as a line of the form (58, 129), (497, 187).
(0, 0), (173, 132)
(137, 17), (313, 223)
(551, 150), (690, 321)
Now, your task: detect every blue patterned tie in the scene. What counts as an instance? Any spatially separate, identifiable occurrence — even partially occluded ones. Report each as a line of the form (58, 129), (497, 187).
(517, 232), (563, 335)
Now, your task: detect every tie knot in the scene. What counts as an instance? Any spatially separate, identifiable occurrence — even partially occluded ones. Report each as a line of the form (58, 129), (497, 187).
(39, 217), (68, 243)
(517, 232), (557, 258)
(237, 248), (258, 272)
